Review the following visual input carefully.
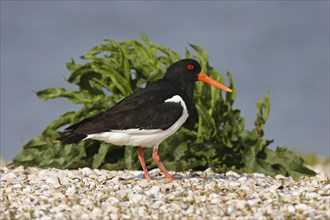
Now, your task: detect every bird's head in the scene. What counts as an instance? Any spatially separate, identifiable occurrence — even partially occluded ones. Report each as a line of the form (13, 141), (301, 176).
(164, 59), (232, 92)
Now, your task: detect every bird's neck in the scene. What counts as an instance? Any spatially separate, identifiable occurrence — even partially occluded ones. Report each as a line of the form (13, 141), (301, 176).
(168, 79), (195, 112)
(183, 83), (195, 101)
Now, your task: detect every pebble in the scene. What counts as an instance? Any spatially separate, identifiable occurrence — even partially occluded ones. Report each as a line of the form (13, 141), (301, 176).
(148, 185), (160, 195)
(0, 166), (329, 219)
(226, 171), (240, 178)
(65, 186), (76, 196)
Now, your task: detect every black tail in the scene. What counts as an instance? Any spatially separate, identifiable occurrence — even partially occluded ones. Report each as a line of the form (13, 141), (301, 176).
(58, 133), (87, 145)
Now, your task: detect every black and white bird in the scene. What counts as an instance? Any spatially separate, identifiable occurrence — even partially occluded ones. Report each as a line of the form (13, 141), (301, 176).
(58, 59), (232, 181)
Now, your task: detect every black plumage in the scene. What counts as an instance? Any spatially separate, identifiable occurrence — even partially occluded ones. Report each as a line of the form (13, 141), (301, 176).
(57, 58), (232, 181)
(58, 59), (197, 144)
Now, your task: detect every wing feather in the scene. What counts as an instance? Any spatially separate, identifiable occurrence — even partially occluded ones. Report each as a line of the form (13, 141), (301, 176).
(64, 81), (188, 135)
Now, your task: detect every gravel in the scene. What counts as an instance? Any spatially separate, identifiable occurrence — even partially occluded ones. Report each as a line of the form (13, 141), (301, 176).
(1, 165), (329, 219)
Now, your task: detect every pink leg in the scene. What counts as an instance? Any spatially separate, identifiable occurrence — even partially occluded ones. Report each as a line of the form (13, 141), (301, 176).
(137, 146), (153, 180)
(152, 147), (175, 181)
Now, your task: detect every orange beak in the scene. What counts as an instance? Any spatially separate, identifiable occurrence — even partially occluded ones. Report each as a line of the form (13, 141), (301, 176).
(198, 72), (232, 92)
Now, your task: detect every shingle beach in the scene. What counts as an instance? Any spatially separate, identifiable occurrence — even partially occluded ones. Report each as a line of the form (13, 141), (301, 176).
(1, 165), (329, 219)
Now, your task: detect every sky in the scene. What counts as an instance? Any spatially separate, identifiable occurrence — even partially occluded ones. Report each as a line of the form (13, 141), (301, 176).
(1, 1), (329, 161)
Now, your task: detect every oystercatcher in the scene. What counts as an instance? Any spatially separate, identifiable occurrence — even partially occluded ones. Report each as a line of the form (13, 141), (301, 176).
(58, 59), (232, 181)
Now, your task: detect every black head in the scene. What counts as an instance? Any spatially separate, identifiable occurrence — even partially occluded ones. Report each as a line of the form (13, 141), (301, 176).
(163, 59), (201, 84)
(163, 59), (232, 99)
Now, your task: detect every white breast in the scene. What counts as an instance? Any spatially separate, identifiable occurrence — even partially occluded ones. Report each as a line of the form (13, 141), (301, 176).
(85, 95), (189, 148)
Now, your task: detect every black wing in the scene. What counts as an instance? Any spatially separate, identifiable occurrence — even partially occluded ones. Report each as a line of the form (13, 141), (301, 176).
(58, 81), (188, 144)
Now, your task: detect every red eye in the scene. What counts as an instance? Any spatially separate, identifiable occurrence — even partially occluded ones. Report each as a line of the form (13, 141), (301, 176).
(187, 64), (194, 70)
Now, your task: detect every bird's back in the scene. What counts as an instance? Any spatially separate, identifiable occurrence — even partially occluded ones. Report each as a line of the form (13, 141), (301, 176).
(58, 79), (192, 144)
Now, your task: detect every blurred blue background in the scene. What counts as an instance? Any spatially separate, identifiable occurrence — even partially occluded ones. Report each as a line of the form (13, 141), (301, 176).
(1, 1), (329, 161)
